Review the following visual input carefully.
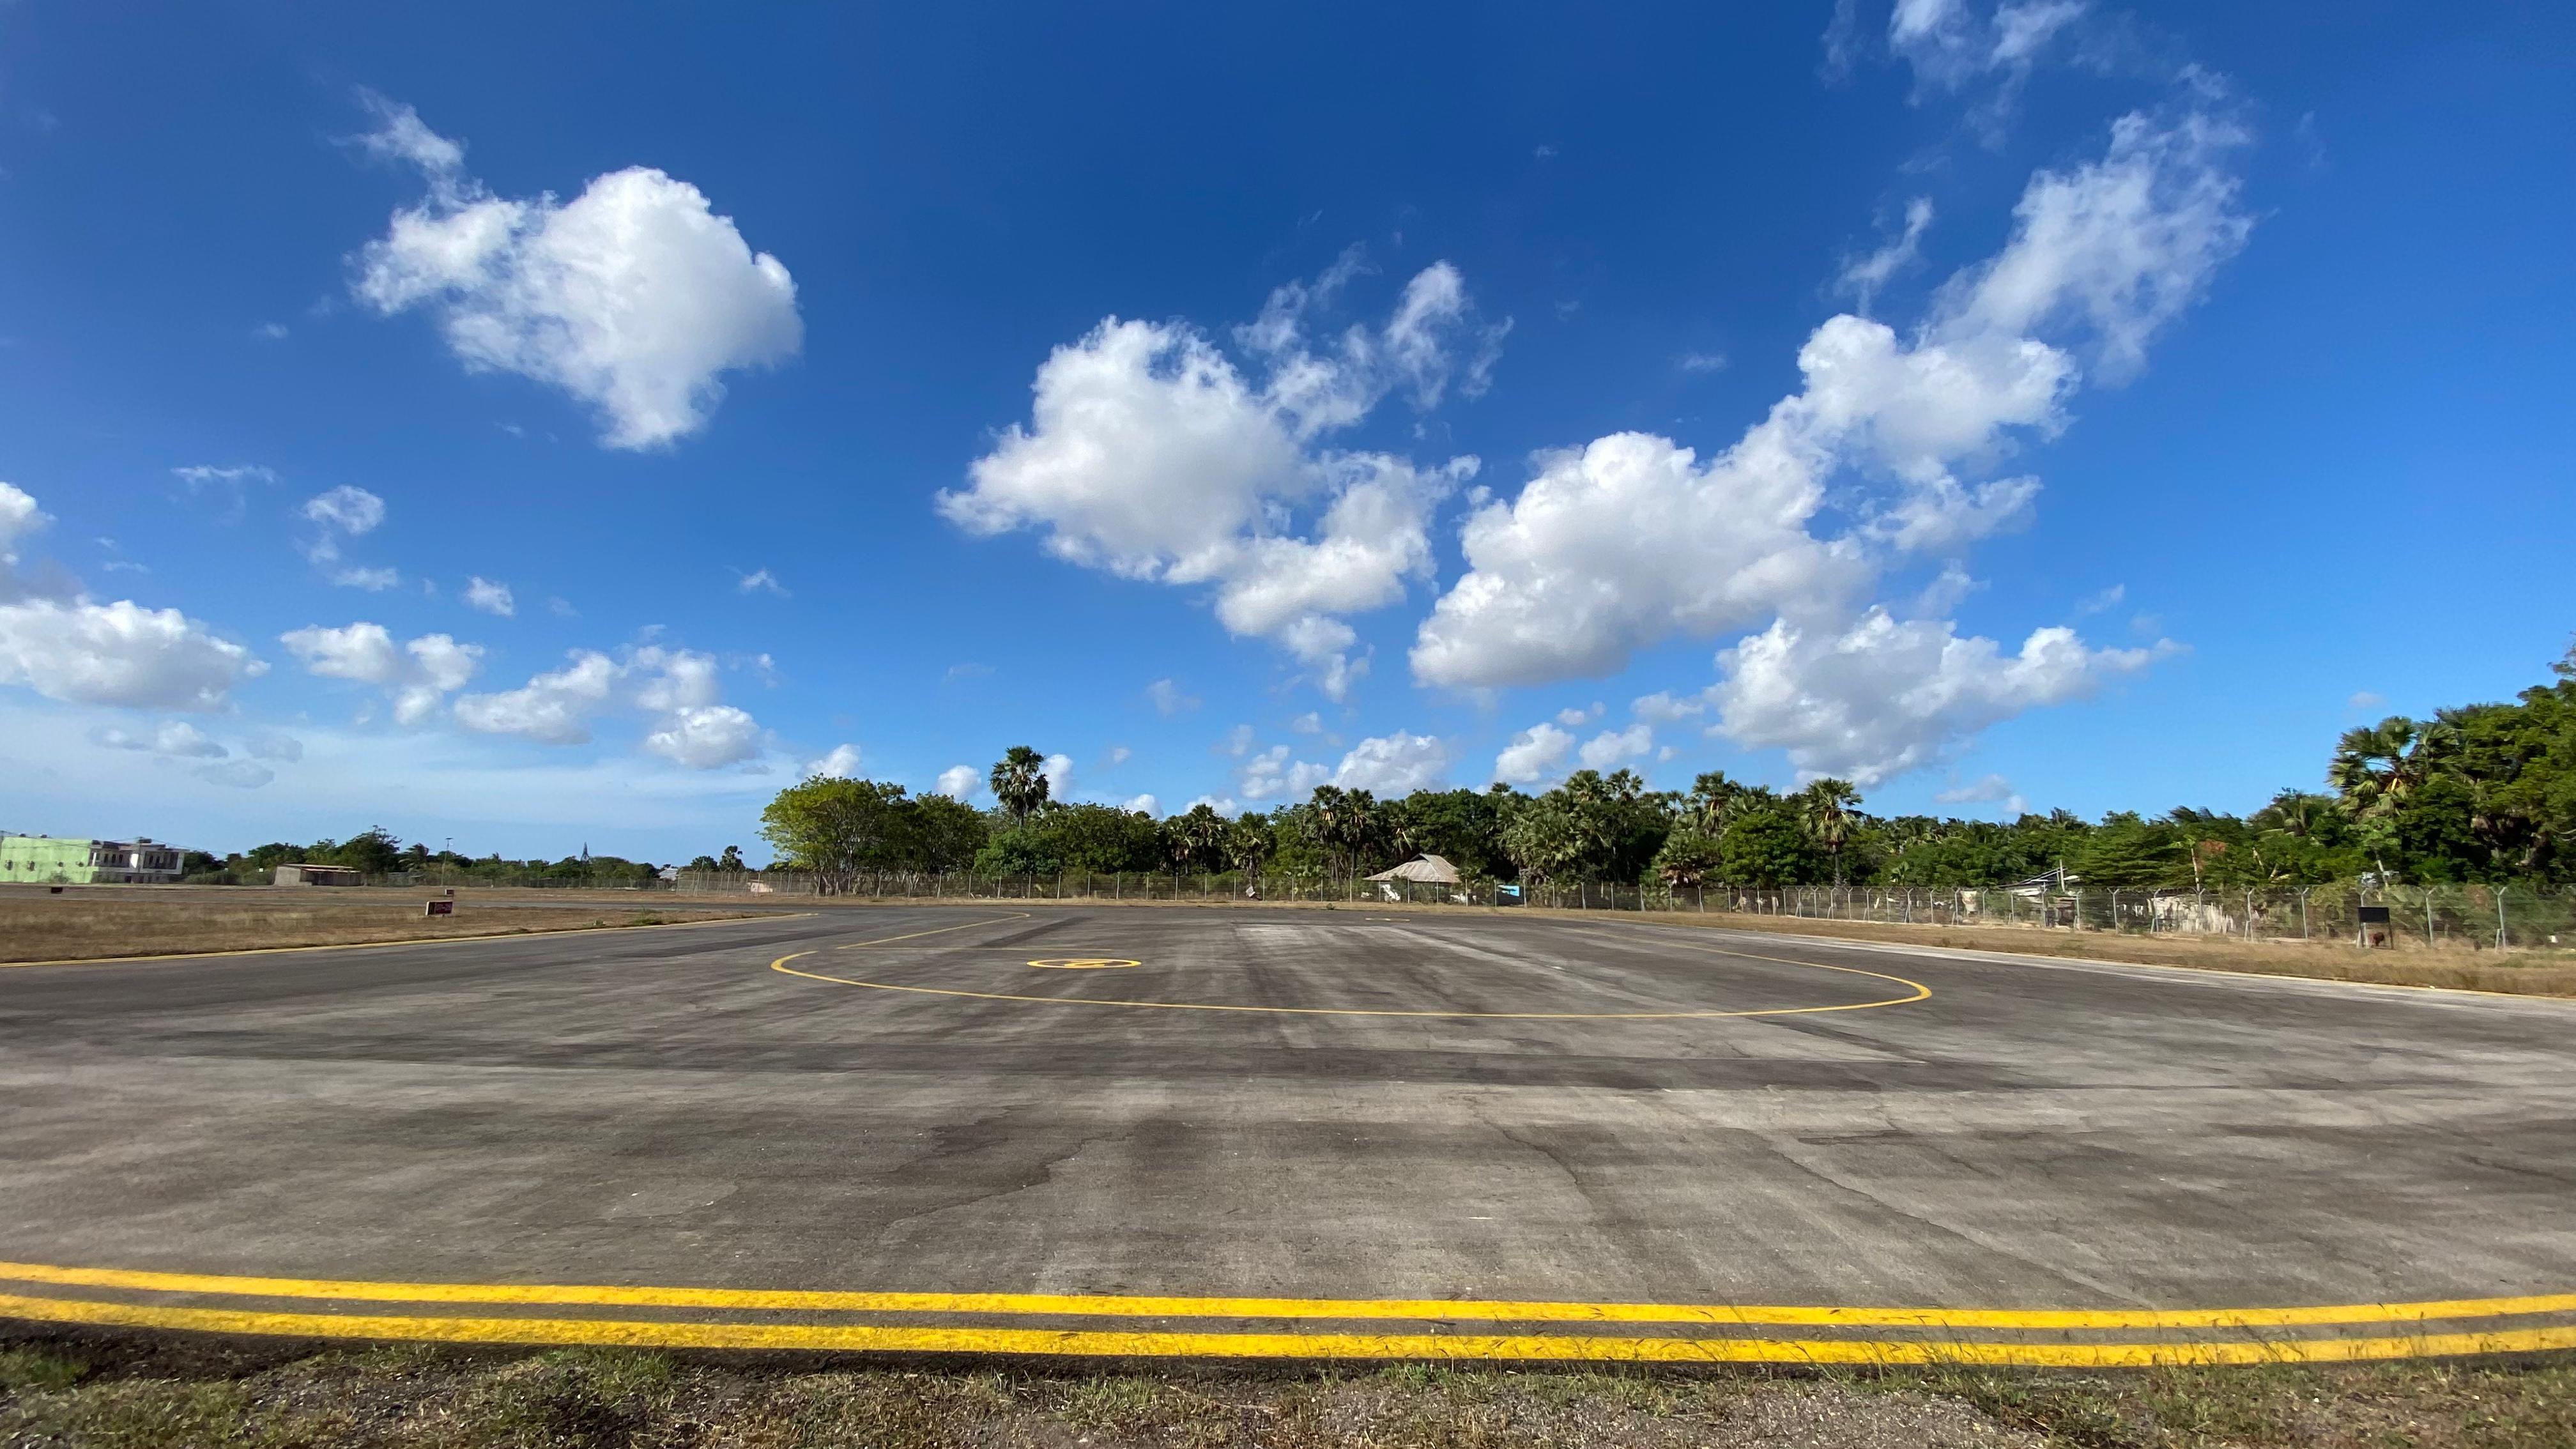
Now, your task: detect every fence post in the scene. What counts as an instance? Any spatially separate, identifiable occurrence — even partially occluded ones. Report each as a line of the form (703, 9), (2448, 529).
(2425, 887), (2438, 949)
(2497, 885), (2509, 951)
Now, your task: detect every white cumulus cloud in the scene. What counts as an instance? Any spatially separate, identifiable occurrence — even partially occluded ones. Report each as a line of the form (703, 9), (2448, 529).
(1241, 730), (1449, 800)
(449, 642), (762, 769)
(349, 94), (802, 450)
(464, 577), (515, 616)
(1710, 610), (2167, 785)
(808, 743), (863, 778)
(281, 622), (487, 726)
(643, 704), (762, 769)
(941, 252), (1498, 697)
(0, 487), (263, 711)
(1492, 722), (1574, 785)
(0, 599), (262, 712)
(933, 765), (980, 800)
(1578, 722), (1655, 770)
(1413, 100), (2245, 785)
(1330, 731), (1450, 795)
(1, 482), (49, 564)
(452, 650), (620, 744)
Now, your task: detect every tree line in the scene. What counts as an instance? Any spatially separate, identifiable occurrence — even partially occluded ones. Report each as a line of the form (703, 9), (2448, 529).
(188, 832), (669, 887)
(758, 650), (2576, 894)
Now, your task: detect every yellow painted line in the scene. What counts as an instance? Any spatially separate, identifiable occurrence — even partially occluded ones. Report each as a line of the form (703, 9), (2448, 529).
(2, 1291), (2571, 1364)
(0, 910), (813, 970)
(6, 1259), (2576, 1332)
(1029, 958), (1141, 970)
(770, 947), (1928, 1021)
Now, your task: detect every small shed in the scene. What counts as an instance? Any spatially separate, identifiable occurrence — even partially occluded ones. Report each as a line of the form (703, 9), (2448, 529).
(1365, 854), (1462, 885)
(273, 864), (364, 887)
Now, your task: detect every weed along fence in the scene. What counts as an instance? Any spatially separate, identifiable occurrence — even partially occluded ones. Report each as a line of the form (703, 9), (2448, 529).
(659, 870), (2573, 951)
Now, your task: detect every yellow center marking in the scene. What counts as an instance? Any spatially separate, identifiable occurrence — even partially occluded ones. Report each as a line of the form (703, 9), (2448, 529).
(2, 1261), (2573, 1364)
(10, 1258), (2576, 1331)
(1028, 958), (1141, 970)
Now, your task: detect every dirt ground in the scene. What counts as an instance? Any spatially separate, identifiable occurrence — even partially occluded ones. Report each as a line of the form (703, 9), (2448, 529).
(0, 893), (756, 964)
(3, 1333), (2572, 1449)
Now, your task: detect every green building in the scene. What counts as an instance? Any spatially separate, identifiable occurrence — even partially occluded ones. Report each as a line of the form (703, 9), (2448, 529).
(0, 835), (185, 884)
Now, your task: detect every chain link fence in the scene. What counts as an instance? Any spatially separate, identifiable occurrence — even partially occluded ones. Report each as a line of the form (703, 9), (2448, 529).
(654, 870), (2572, 952)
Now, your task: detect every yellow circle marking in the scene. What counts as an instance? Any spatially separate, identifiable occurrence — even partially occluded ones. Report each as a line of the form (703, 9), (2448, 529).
(770, 927), (1930, 1020)
(1028, 958), (1140, 970)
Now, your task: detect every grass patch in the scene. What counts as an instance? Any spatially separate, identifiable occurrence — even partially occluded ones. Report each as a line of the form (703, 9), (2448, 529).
(4, 1331), (2572, 1448)
(0, 1344), (86, 1392)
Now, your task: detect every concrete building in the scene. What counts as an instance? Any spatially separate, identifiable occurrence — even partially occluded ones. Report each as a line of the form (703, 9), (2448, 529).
(0, 834), (186, 885)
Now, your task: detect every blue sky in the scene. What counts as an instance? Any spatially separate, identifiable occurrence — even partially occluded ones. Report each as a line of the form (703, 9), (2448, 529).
(1, 1), (2569, 862)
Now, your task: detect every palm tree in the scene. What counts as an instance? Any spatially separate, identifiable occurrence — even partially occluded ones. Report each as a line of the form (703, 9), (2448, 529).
(1168, 803), (1229, 872)
(988, 746), (1050, 825)
(2328, 716), (2450, 816)
(1337, 789), (1382, 880)
(1795, 778), (1862, 887)
(1501, 796), (1583, 891)
(1225, 818), (1273, 891)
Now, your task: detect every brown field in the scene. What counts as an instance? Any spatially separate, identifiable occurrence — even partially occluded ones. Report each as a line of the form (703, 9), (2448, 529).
(0, 890), (758, 965)
(1545, 905), (2576, 999)
(3, 1333), (2571, 1449)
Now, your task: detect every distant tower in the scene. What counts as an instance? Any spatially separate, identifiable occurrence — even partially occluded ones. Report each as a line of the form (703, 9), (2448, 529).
(581, 842), (591, 863)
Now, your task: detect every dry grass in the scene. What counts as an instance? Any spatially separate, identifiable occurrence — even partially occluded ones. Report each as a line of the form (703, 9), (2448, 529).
(1582, 907), (2576, 998)
(0, 893), (756, 964)
(3, 1333), (2572, 1448)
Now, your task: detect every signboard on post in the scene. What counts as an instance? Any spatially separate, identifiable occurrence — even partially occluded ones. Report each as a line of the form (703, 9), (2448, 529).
(2358, 903), (2390, 947)
(423, 899), (455, 917)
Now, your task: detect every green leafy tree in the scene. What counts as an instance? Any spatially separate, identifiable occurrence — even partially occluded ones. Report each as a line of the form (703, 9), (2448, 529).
(1719, 808), (1820, 887)
(332, 827), (404, 876)
(1650, 829), (1725, 889)
(909, 793), (991, 871)
(759, 777), (919, 894)
(2071, 815), (2182, 893)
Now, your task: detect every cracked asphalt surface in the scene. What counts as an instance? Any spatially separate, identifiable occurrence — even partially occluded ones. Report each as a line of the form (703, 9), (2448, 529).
(3, 905), (2572, 1310)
